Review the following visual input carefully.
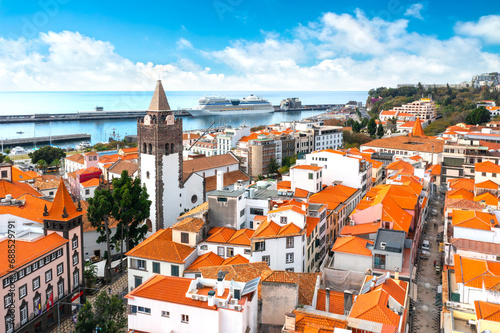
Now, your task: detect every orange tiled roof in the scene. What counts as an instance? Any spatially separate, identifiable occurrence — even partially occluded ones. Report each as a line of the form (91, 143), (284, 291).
(0, 233), (68, 276)
(451, 209), (499, 231)
(46, 180), (82, 221)
(447, 188), (474, 201)
(0, 194), (52, 223)
(199, 262), (270, 283)
(108, 160), (138, 176)
(410, 118), (425, 137)
(81, 178), (99, 188)
(386, 160), (414, 172)
(178, 202), (208, 219)
(361, 135), (444, 153)
(455, 254), (500, 290)
(221, 254), (249, 266)
(340, 222), (381, 236)
(476, 161), (500, 174)
(277, 181), (291, 190)
(293, 310), (348, 332)
(183, 154), (238, 173)
(331, 236), (373, 257)
(171, 217), (205, 233)
(185, 252), (225, 272)
(349, 288), (401, 327)
(204, 169), (250, 192)
(306, 217), (320, 237)
(65, 153), (84, 164)
(125, 229), (195, 263)
(0, 180), (43, 199)
(294, 187), (310, 198)
(426, 164), (442, 176)
(363, 275), (408, 307)
(475, 301), (500, 322)
(125, 275), (216, 310)
(253, 220), (303, 239)
(11, 166), (37, 182)
(291, 165), (323, 171)
(309, 184), (358, 211)
(205, 227), (255, 246)
(473, 192), (499, 206)
(448, 178), (475, 191)
(120, 147), (138, 154)
(261, 271), (321, 305)
(475, 180), (499, 189)
(316, 289), (344, 315)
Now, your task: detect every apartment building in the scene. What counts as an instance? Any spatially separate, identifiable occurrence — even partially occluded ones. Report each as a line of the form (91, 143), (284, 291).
(390, 97), (437, 122)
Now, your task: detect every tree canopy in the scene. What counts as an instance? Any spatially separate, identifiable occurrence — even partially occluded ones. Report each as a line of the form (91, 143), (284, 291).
(367, 118), (377, 136)
(377, 123), (384, 138)
(29, 146), (66, 165)
(75, 292), (127, 333)
(465, 106), (491, 125)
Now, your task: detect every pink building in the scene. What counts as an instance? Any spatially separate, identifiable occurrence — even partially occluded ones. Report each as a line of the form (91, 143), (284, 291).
(0, 176), (84, 333)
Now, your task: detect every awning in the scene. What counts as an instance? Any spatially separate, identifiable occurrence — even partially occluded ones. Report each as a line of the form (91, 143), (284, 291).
(92, 259), (124, 278)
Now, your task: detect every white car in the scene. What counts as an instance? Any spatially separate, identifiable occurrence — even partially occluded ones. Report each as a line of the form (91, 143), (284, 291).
(422, 240), (430, 251)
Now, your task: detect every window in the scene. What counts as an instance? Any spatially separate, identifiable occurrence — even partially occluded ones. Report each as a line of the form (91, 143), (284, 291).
(280, 216), (287, 224)
(227, 248), (234, 257)
(285, 268), (294, 272)
(72, 237), (78, 249)
(286, 237), (294, 248)
(19, 284), (27, 299)
(254, 241), (265, 251)
(181, 314), (189, 323)
(56, 249), (62, 258)
(482, 172), (486, 177)
(45, 256), (50, 264)
(26, 266), (32, 275)
(46, 270), (52, 283)
(137, 259), (146, 270)
(57, 263), (63, 276)
(153, 262), (160, 274)
(181, 232), (189, 244)
(130, 305), (137, 315)
(262, 256), (270, 265)
(134, 276), (142, 289)
(73, 271), (79, 287)
(200, 244), (208, 250)
(51, 253), (56, 260)
(73, 253), (79, 266)
(244, 249), (252, 255)
(191, 195), (198, 204)
(146, 171), (150, 179)
(250, 208), (264, 216)
(20, 303), (28, 325)
(240, 209), (245, 217)
(217, 197), (228, 202)
(1, 170), (7, 178)
(308, 173), (313, 179)
(39, 259), (44, 268)
(494, 173), (497, 178)
(286, 253), (294, 264)
(217, 246), (225, 256)
(33, 261), (38, 271)
(5, 314), (13, 333)
(58, 281), (64, 298)
(171, 265), (179, 277)
(85, 189), (90, 195)
(138, 306), (151, 314)
(4, 294), (12, 308)
(19, 269), (25, 279)
(161, 311), (170, 317)
(33, 277), (40, 291)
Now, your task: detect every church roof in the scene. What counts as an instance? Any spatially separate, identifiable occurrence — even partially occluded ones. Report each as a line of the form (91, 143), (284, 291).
(148, 80), (171, 111)
(411, 117), (425, 137)
(46, 180), (82, 221)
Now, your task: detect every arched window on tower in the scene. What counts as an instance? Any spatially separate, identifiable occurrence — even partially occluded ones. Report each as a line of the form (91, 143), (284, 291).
(171, 143), (174, 154)
(165, 143), (169, 155)
(148, 143), (152, 154)
(142, 143), (147, 154)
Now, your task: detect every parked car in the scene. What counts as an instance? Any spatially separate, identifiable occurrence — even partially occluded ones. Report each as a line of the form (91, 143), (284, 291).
(422, 240), (430, 251)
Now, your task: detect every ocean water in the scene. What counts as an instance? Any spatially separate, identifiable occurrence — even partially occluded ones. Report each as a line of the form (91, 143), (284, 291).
(0, 91), (367, 147)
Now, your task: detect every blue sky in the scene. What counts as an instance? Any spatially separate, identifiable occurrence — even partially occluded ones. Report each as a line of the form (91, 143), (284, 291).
(0, 0), (498, 90)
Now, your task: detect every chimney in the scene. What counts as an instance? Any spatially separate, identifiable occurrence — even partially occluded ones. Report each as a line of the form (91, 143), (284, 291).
(208, 290), (215, 307)
(343, 290), (353, 315)
(325, 288), (331, 313)
(284, 313), (296, 331)
(217, 271), (226, 297)
(273, 204), (278, 210)
(216, 170), (224, 191)
(302, 204), (306, 212)
(395, 268), (400, 281)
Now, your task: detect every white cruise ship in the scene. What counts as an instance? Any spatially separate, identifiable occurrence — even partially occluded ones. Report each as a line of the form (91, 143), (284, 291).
(188, 95), (274, 117)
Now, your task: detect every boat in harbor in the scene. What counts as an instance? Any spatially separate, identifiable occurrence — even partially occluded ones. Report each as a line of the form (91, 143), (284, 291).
(187, 95), (274, 117)
(75, 141), (91, 150)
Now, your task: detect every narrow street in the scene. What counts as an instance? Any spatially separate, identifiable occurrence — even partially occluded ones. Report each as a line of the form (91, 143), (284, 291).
(49, 274), (128, 333)
(410, 191), (444, 332)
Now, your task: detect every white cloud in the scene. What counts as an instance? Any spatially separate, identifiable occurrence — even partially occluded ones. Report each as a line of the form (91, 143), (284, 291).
(176, 38), (193, 50)
(455, 15), (500, 44)
(404, 3), (424, 20)
(0, 12), (498, 91)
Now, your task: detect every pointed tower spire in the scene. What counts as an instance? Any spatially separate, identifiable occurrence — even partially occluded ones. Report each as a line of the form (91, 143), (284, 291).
(43, 204), (49, 216)
(148, 80), (171, 111)
(46, 180), (80, 220)
(411, 117), (425, 137)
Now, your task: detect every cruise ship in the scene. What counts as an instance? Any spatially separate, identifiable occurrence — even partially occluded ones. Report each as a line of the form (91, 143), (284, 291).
(188, 95), (274, 117)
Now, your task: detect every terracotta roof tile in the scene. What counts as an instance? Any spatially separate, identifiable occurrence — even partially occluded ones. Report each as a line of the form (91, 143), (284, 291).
(108, 160), (138, 176)
(426, 164), (442, 176)
(475, 180), (499, 189)
(292, 165), (323, 171)
(0, 180), (42, 198)
(171, 217), (205, 233)
(65, 153), (84, 164)
(455, 254), (500, 290)
(340, 222), (381, 236)
(125, 229), (194, 263)
(11, 166), (37, 182)
(475, 301), (500, 322)
(277, 181), (291, 189)
(331, 236), (373, 256)
(205, 170), (250, 192)
(178, 202), (208, 219)
(476, 161), (500, 173)
(199, 262), (270, 283)
(450, 238), (500, 256)
(447, 178), (475, 191)
(81, 178), (99, 188)
(361, 136), (444, 153)
(125, 275), (218, 310)
(34, 179), (60, 191)
(185, 252), (225, 272)
(0, 233), (68, 276)
(253, 221), (303, 239)
(293, 310), (348, 332)
(349, 289), (401, 327)
(46, 180), (82, 221)
(183, 154), (239, 173)
(316, 289), (345, 315)
(221, 254), (249, 266)
(309, 185), (358, 211)
(451, 209), (498, 230)
(261, 271), (321, 305)
(473, 192), (498, 206)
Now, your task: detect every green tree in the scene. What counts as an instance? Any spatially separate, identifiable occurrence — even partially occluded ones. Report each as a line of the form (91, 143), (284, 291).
(37, 159), (48, 172)
(111, 170), (151, 252)
(361, 117), (368, 128)
(267, 158), (279, 175)
(352, 121), (361, 133)
(75, 292), (127, 333)
(29, 146), (65, 165)
(367, 118), (377, 136)
(87, 189), (114, 283)
(465, 106), (491, 125)
(377, 123), (384, 138)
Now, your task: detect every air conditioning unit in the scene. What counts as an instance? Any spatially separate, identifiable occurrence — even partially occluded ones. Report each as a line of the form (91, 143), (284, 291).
(350, 220), (355, 226)
(219, 300), (227, 307)
(380, 242), (386, 250)
(191, 294), (199, 300)
(234, 305), (242, 311)
(200, 295), (208, 302)
(230, 299), (238, 305)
